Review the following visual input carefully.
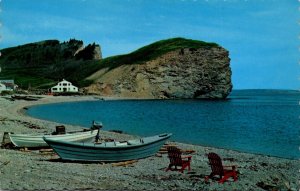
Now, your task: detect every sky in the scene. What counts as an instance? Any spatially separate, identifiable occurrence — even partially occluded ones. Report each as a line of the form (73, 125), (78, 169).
(0, 0), (299, 90)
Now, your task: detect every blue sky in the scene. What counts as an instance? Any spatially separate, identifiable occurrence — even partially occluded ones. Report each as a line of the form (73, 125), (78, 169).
(0, 0), (299, 90)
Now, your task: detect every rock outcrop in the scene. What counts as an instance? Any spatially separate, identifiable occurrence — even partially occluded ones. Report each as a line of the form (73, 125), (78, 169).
(85, 42), (232, 99)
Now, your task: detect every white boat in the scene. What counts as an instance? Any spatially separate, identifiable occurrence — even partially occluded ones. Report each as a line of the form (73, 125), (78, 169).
(9, 130), (98, 148)
(44, 133), (172, 162)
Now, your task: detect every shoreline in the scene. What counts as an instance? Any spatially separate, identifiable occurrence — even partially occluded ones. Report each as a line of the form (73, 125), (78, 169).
(21, 96), (298, 161)
(0, 95), (299, 190)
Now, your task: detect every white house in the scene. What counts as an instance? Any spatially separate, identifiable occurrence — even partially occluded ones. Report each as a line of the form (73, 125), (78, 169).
(51, 79), (78, 93)
(0, 80), (17, 93)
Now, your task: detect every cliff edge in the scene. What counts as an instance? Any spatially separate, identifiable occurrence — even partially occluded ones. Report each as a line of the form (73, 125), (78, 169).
(85, 38), (232, 99)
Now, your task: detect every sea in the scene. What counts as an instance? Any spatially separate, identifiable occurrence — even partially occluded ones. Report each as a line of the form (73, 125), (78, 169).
(26, 89), (300, 159)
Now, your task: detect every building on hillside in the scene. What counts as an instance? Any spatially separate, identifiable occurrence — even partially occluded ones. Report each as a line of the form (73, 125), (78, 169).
(51, 79), (78, 93)
(0, 79), (18, 92)
(0, 83), (6, 93)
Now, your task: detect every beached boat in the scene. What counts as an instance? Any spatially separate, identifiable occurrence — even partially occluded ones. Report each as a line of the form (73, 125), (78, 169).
(44, 133), (172, 162)
(9, 130), (98, 148)
(11, 95), (41, 101)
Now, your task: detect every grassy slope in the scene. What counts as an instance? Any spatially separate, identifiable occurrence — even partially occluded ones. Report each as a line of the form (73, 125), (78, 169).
(98, 37), (219, 70)
(0, 39), (98, 89)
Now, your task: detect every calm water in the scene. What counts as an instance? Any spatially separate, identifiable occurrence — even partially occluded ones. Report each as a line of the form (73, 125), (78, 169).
(27, 90), (300, 159)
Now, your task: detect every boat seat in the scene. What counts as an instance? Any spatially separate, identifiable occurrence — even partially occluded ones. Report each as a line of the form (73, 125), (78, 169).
(127, 140), (140, 145)
(104, 142), (116, 147)
(115, 142), (127, 146)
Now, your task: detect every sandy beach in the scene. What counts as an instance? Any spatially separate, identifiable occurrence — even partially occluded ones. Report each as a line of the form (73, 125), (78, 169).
(0, 95), (299, 190)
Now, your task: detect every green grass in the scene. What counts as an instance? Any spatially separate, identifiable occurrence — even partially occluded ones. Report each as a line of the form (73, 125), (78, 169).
(99, 37), (219, 70)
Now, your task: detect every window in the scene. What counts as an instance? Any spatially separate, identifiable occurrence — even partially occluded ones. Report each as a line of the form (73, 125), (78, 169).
(52, 88), (57, 90)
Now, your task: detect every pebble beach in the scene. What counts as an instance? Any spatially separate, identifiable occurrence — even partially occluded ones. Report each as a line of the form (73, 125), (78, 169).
(0, 95), (299, 191)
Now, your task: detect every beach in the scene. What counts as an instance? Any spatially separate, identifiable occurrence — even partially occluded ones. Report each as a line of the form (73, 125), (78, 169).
(0, 95), (299, 191)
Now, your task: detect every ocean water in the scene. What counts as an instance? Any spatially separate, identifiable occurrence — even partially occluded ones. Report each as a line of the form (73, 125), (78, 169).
(26, 90), (300, 159)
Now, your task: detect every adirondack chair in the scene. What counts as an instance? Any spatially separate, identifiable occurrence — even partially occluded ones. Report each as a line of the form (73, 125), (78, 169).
(165, 146), (192, 173)
(205, 152), (238, 183)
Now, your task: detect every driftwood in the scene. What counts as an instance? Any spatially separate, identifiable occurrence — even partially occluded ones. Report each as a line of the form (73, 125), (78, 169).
(39, 148), (53, 153)
(0, 161), (10, 168)
(111, 160), (138, 167)
(39, 148), (55, 155)
(20, 147), (31, 152)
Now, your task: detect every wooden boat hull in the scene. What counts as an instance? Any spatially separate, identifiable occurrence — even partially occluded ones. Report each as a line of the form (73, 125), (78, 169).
(9, 130), (98, 148)
(44, 133), (172, 162)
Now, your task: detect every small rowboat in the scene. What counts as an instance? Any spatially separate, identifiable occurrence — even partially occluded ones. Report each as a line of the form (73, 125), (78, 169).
(44, 133), (172, 162)
(9, 130), (98, 148)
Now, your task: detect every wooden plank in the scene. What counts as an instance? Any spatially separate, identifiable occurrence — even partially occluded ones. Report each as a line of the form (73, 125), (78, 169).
(111, 160), (138, 167)
(20, 147), (31, 152)
(39, 148), (53, 152)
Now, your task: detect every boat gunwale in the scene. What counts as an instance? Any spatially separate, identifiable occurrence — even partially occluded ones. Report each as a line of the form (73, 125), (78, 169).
(44, 133), (172, 151)
(8, 129), (97, 138)
(8, 130), (98, 147)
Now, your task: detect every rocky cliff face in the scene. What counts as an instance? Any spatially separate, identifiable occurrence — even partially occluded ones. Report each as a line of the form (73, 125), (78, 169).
(93, 45), (102, 60)
(85, 46), (232, 99)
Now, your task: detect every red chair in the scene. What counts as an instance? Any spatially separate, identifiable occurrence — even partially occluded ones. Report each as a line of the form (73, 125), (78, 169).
(205, 152), (238, 183)
(165, 146), (192, 173)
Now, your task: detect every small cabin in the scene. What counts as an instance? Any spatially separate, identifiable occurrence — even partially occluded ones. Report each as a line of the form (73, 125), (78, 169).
(51, 79), (78, 93)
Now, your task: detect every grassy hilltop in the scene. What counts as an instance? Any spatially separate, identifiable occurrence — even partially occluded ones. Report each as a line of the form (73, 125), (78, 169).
(100, 37), (219, 70)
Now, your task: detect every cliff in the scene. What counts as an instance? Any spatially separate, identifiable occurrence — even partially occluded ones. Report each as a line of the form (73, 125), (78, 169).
(85, 38), (232, 99)
(0, 37), (232, 98)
